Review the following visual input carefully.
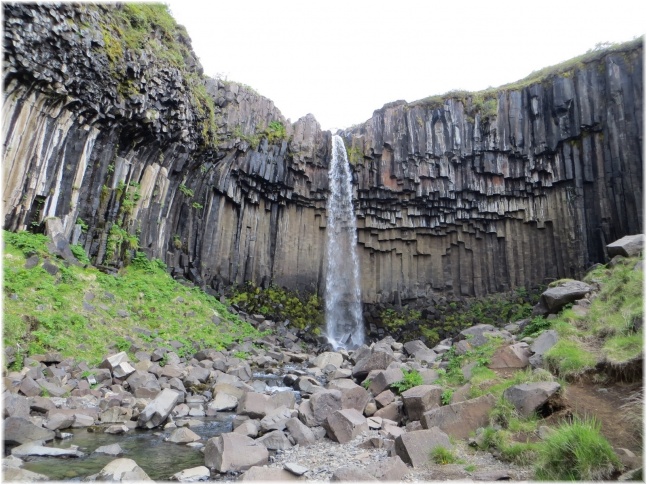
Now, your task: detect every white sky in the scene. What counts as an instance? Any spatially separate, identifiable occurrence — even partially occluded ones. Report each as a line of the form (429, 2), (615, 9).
(166, 0), (645, 131)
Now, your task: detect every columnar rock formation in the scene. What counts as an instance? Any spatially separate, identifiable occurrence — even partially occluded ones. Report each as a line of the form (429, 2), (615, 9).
(2, 3), (643, 303)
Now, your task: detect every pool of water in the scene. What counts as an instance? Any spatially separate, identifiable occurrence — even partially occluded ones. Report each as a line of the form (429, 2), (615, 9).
(16, 415), (234, 481)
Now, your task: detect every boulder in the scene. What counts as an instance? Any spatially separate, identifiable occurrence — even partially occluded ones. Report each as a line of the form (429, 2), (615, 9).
(95, 444), (123, 455)
(137, 388), (181, 429)
(11, 442), (84, 458)
(324, 408), (368, 443)
(374, 401), (403, 424)
(368, 368), (404, 395)
(284, 462), (309, 476)
(284, 417), (316, 446)
(309, 390), (342, 426)
(209, 391), (238, 412)
(3, 394), (30, 418)
(489, 343), (531, 369)
(204, 433), (269, 473)
(607, 234), (644, 258)
(327, 379), (371, 412)
(99, 352), (130, 372)
(411, 349), (438, 364)
(401, 385), (443, 421)
(170, 466), (211, 482)
(44, 413), (75, 431)
(233, 419), (261, 438)
(458, 324), (504, 347)
(260, 405), (294, 432)
(256, 430), (293, 450)
(394, 428), (451, 467)
(372, 455), (409, 481)
(97, 458), (152, 481)
(4, 417), (55, 445)
(237, 392), (273, 419)
(403, 340), (428, 356)
(375, 389), (396, 408)
(352, 350), (396, 378)
(314, 352), (344, 369)
(331, 467), (374, 481)
(539, 281), (592, 314)
(105, 424), (130, 434)
(166, 427), (201, 443)
(503, 382), (561, 417)
(241, 466), (297, 481)
(421, 394), (496, 439)
(126, 370), (161, 395)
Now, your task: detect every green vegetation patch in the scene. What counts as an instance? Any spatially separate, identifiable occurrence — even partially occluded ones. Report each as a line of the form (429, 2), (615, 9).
(534, 416), (621, 480)
(430, 445), (463, 465)
(544, 340), (597, 378)
(3, 231), (266, 367)
(391, 369), (423, 394)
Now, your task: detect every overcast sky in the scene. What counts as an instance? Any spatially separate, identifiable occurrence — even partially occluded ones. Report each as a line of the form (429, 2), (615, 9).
(166, 0), (645, 131)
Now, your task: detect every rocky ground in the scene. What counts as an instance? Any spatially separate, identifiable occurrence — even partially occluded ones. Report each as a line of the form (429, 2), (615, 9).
(2, 236), (644, 482)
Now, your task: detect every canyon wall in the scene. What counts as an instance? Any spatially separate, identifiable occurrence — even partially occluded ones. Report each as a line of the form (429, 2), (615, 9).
(2, 4), (643, 304)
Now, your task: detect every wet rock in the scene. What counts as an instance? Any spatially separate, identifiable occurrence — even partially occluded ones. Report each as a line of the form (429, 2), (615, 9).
(324, 408), (368, 443)
(4, 417), (55, 445)
(96, 458), (152, 481)
(105, 424), (130, 434)
(166, 427), (201, 443)
(11, 442), (84, 458)
(503, 382), (561, 417)
(421, 394), (496, 439)
(395, 428), (451, 467)
(204, 432), (269, 473)
(137, 388), (181, 428)
(170, 465), (210, 482)
(95, 443), (123, 455)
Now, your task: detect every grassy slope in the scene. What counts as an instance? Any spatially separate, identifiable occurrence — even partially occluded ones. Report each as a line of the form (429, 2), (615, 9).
(3, 231), (265, 368)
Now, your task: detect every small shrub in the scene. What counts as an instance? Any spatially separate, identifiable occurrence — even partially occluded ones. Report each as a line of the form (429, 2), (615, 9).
(391, 369), (423, 394)
(521, 316), (551, 337)
(430, 445), (460, 465)
(362, 379), (372, 390)
(441, 389), (453, 405)
(534, 416), (621, 480)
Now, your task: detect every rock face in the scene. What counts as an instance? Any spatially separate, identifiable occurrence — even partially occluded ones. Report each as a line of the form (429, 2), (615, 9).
(2, 4), (643, 305)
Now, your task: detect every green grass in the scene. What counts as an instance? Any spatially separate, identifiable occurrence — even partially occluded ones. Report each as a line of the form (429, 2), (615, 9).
(3, 230), (266, 367)
(544, 340), (597, 378)
(534, 416), (621, 480)
(391, 369), (423, 394)
(602, 333), (643, 363)
(430, 445), (462, 465)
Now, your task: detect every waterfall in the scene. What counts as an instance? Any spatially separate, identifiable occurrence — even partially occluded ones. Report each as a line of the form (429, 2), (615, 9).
(324, 135), (364, 350)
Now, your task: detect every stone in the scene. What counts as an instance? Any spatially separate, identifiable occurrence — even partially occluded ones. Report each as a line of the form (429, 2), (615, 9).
(368, 367), (404, 395)
(99, 352), (129, 372)
(166, 427), (201, 443)
(237, 392), (273, 419)
(412, 348), (438, 364)
(284, 417), (316, 446)
(394, 428), (451, 467)
(97, 458), (152, 481)
(170, 466), (211, 482)
(352, 350), (396, 378)
(374, 401), (403, 424)
(401, 385), (443, 421)
(284, 462), (309, 476)
(105, 424), (130, 434)
(112, 361), (136, 379)
(126, 370), (161, 395)
(137, 388), (181, 428)
(233, 419), (260, 437)
(489, 343), (531, 369)
(19, 376), (43, 398)
(372, 455), (409, 481)
(503, 382), (561, 417)
(241, 466), (297, 481)
(209, 391), (238, 411)
(4, 417), (55, 445)
(11, 442), (84, 458)
(309, 389), (342, 426)
(95, 443), (123, 455)
(204, 433), (269, 473)
(607, 234), (643, 258)
(3, 393), (30, 418)
(459, 324), (504, 347)
(403, 340), (428, 356)
(331, 467), (375, 481)
(295, 375), (322, 394)
(314, 351), (344, 369)
(375, 389), (396, 408)
(44, 413), (75, 430)
(421, 394), (496, 439)
(539, 281), (592, 314)
(256, 430), (293, 450)
(2, 466), (49, 481)
(324, 408), (368, 443)
(327, 378), (371, 412)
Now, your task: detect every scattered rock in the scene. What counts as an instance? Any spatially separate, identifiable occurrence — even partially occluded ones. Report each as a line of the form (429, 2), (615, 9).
(204, 432), (269, 473)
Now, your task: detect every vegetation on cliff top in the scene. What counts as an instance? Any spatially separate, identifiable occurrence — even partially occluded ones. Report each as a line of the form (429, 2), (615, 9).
(3, 230), (265, 368)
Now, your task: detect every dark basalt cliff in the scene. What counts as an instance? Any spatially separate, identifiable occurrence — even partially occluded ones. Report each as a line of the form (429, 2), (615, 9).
(2, 3), (643, 304)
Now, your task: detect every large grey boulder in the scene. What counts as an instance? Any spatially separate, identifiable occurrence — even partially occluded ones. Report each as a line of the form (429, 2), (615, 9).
(421, 394), (496, 439)
(204, 433), (269, 473)
(538, 281), (592, 314)
(284, 417), (316, 446)
(503, 382), (561, 417)
(309, 390), (342, 426)
(99, 352), (129, 372)
(394, 428), (451, 467)
(259, 405), (295, 432)
(166, 427), (201, 443)
(458, 324), (506, 347)
(256, 430), (293, 450)
(4, 417), (55, 445)
(607, 234), (643, 258)
(95, 444), (123, 456)
(96, 458), (152, 481)
(314, 352), (344, 369)
(529, 329), (559, 367)
(489, 343), (531, 369)
(401, 385), (443, 421)
(368, 368), (404, 395)
(137, 388), (181, 429)
(126, 370), (161, 397)
(402, 340), (428, 356)
(170, 466), (210, 482)
(324, 408), (368, 444)
(327, 379), (371, 412)
(352, 350), (396, 378)
(3, 394), (30, 418)
(209, 391), (238, 412)
(237, 392), (274, 419)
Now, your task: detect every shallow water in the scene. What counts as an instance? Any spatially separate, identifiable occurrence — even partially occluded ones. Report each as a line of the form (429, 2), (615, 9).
(18, 415), (234, 481)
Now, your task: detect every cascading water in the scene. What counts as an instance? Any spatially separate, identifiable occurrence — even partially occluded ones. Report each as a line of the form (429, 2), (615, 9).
(324, 135), (364, 350)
